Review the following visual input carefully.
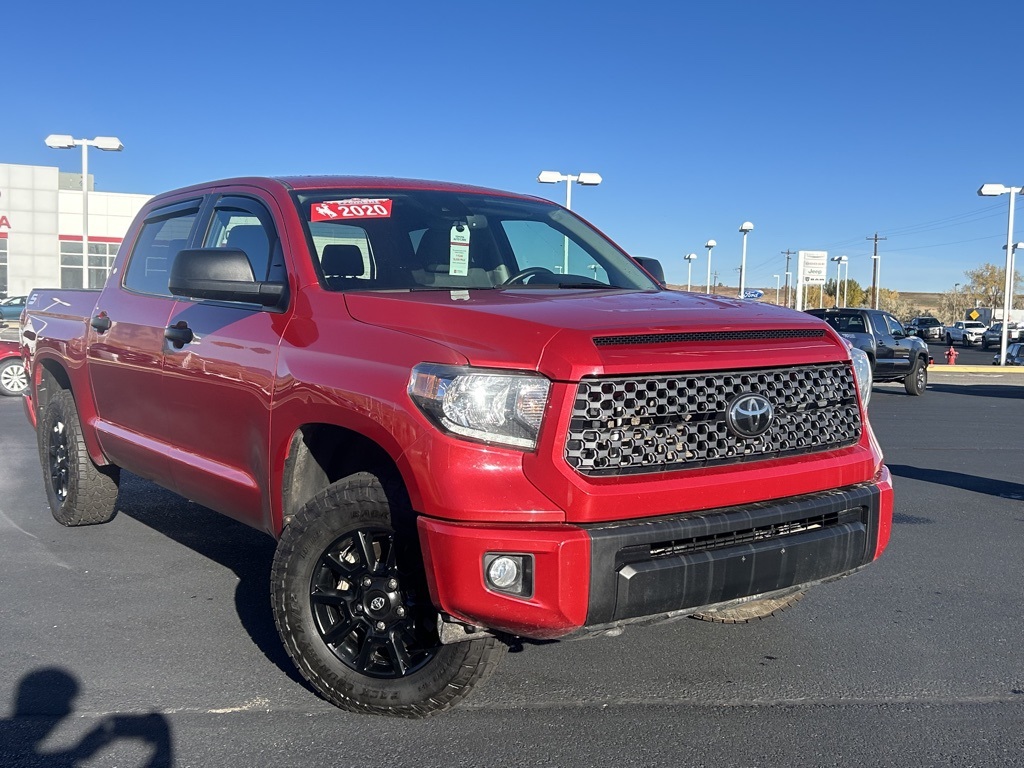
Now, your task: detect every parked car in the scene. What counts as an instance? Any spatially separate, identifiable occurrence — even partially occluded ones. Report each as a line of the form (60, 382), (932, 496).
(945, 320), (987, 346)
(805, 307), (930, 395)
(992, 342), (1024, 365)
(0, 338), (27, 396)
(981, 322), (1022, 349)
(0, 295), (27, 321)
(904, 316), (944, 342)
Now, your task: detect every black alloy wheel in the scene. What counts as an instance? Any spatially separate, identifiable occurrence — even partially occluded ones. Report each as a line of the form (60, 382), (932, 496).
(47, 417), (71, 502)
(309, 526), (438, 679)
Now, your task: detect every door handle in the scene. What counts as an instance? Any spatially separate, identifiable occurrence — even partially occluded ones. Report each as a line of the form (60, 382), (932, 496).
(164, 322), (194, 348)
(90, 314), (111, 333)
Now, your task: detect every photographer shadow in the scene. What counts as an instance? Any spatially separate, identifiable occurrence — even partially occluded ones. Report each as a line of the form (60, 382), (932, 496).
(0, 667), (172, 767)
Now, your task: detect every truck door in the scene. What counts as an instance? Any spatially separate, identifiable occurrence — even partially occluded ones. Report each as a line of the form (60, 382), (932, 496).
(87, 199), (203, 484)
(160, 195), (286, 530)
(882, 312), (912, 374)
(867, 310), (897, 377)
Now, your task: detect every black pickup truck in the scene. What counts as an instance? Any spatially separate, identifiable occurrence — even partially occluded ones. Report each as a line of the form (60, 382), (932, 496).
(806, 307), (930, 395)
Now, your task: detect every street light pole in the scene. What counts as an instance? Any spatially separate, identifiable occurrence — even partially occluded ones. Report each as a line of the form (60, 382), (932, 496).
(738, 222), (753, 297)
(978, 183), (1022, 366)
(45, 135), (124, 287)
(704, 240), (716, 294)
(684, 252), (697, 291)
(538, 170), (602, 275)
(773, 274), (780, 304)
(784, 271), (792, 308)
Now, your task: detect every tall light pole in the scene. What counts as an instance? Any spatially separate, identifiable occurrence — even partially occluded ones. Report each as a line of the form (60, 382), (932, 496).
(45, 135), (124, 283)
(704, 239), (716, 294)
(784, 271), (792, 308)
(830, 255), (848, 307)
(738, 222), (754, 297)
(978, 183), (1022, 366)
(1002, 242), (1022, 328)
(538, 170), (602, 275)
(773, 274), (780, 304)
(684, 252), (697, 291)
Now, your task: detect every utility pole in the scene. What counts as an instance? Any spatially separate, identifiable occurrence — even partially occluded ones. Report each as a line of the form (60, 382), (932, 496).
(781, 249), (796, 307)
(867, 232), (887, 309)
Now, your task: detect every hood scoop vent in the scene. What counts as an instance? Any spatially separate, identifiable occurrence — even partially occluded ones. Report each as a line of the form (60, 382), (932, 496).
(594, 329), (826, 347)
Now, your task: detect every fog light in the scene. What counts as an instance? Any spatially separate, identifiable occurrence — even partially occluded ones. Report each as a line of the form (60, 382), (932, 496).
(483, 553), (533, 597)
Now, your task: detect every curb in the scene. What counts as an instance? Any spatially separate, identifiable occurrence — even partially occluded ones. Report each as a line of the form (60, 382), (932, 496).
(928, 365), (1024, 374)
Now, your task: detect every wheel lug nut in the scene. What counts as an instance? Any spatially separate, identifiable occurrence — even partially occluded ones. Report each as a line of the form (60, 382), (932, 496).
(361, 577), (372, 587)
(353, 603), (362, 613)
(375, 621), (386, 631)
(386, 578), (398, 590)
(395, 606), (406, 618)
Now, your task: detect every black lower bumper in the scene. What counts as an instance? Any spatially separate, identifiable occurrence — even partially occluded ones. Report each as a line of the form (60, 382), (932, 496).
(583, 483), (883, 626)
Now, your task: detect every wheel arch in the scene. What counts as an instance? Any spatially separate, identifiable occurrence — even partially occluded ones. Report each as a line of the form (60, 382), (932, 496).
(277, 422), (410, 536)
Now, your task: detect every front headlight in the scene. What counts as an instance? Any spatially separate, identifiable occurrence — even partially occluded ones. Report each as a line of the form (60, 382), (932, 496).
(849, 346), (873, 406)
(408, 364), (551, 450)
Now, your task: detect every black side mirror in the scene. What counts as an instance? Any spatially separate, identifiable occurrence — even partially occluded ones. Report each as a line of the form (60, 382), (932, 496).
(633, 256), (666, 286)
(169, 248), (287, 308)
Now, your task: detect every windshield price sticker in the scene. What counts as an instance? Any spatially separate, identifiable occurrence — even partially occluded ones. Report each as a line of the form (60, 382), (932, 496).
(449, 224), (470, 276)
(311, 199), (393, 222)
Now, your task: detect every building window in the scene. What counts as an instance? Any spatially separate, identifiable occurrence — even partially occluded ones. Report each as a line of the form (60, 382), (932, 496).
(0, 239), (7, 297)
(60, 240), (120, 289)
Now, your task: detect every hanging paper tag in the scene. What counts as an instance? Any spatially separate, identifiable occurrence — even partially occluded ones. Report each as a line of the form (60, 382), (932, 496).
(449, 224), (470, 276)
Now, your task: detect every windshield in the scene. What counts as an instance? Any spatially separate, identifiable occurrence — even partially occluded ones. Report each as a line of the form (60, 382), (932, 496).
(965, 322), (985, 329)
(918, 318), (941, 327)
(294, 189), (659, 292)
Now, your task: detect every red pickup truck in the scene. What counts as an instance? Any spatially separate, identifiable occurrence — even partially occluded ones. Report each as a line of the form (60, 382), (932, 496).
(21, 176), (893, 717)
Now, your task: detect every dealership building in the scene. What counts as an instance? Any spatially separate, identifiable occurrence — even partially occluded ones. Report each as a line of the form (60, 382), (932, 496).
(0, 162), (151, 298)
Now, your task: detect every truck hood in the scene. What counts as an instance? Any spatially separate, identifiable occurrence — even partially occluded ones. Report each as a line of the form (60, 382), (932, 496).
(343, 289), (847, 380)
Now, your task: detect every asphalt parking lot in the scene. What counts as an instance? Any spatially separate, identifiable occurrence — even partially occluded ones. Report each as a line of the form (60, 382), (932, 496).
(1, 378), (1022, 768)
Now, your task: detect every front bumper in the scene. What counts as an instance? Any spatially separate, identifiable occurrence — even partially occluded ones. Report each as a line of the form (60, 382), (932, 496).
(417, 468), (893, 639)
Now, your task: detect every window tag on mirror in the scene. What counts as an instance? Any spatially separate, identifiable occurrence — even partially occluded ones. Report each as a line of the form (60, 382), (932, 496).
(449, 224), (470, 276)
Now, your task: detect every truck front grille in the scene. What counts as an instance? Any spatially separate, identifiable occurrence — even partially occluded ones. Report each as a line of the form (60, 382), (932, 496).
(565, 363), (862, 476)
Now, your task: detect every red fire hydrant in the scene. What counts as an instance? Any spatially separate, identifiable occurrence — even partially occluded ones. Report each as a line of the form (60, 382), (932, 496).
(945, 346), (958, 365)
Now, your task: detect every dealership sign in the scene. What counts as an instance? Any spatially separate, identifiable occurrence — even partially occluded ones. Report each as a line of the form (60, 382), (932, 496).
(794, 250), (828, 311)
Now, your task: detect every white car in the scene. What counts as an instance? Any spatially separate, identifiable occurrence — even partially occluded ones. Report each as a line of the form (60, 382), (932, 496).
(945, 320), (987, 347)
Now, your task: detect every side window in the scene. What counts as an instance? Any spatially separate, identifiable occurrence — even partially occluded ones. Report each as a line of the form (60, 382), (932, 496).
(123, 207), (199, 296)
(204, 208), (273, 281)
(884, 314), (904, 336)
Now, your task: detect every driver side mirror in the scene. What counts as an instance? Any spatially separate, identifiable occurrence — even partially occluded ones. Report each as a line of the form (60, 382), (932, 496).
(169, 248), (287, 308)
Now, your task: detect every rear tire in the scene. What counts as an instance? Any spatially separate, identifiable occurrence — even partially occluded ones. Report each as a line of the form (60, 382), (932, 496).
(691, 589), (806, 624)
(38, 390), (120, 526)
(0, 358), (28, 396)
(904, 358), (927, 396)
(271, 472), (506, 717)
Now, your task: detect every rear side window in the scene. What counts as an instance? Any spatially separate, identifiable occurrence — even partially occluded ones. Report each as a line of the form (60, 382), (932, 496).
(123, 205), (200, 296)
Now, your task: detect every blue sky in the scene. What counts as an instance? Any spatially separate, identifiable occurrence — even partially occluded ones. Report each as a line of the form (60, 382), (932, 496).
(5, 1), (1023, 293)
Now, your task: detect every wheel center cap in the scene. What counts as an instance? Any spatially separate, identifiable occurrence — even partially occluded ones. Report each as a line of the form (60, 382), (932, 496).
(365, 591), (390, 617)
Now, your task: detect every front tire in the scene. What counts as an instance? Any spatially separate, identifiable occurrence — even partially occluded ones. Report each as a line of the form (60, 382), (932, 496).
(0, 358), (28, 396)
(904, 358), (927, 396)
(37, 390), (120, 526)
(271, 472), (506, 717)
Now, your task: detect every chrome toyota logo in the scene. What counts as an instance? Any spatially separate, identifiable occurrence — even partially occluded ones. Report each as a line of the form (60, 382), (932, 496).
(726, 394), (774, 438)
(369, 596), (387, 612)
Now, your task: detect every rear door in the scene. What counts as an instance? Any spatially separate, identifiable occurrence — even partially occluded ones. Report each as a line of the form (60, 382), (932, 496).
(87, 199), (203, 483)
(867, 310), (897, 376)
(160, 193), (288, 529)
(882, 312), (912, 374)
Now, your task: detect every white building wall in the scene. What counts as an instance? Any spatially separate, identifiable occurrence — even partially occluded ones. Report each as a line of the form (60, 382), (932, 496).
(0, 162), (150, 296)
(0, 163), (60, 295)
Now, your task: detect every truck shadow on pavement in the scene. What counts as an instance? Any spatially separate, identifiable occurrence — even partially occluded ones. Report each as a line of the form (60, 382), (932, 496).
(888, 464), (1024, 502)
(923, 382), (1024, 399)
(116, 473), (312, 691)
(0, 667), (172, 767)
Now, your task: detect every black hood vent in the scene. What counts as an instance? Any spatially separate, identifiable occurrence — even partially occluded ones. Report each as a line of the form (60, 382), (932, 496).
(594, 329), (826, 347)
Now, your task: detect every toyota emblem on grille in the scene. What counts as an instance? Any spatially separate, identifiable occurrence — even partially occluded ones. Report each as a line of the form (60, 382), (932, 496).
(726, 394), (774, 438)
(369, 596), (386, 612)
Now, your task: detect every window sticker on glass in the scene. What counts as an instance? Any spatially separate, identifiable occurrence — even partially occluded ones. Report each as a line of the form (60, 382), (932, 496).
(449, 224), (470, 276)
(311, 199), (393, 222)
